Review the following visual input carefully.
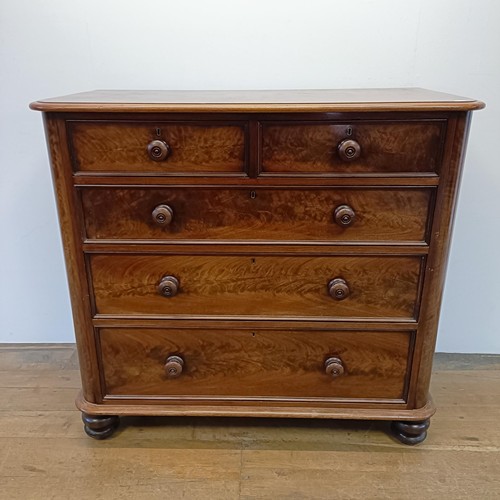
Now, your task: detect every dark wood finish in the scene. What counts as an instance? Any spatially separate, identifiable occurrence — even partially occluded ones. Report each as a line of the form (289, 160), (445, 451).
(81, 412), (119, 440)
(391, 419), (430, 445)
(151, 204), (174, 226)
(69, 120), (247, 174)
(411, 113), (473, 408)
(30, 88), (485, 112)
(164, 355), (184, 378)
(90, 254), (423, 319)
(80, 187), (434, 243)
(337, 139), (361, 161)
(147, 139), (170, 161)
(74, 175), (440, 187)
(98, 328), (411, 400)
(261, 121), (444, 174)
(334, 204), (356, 227)
(324, 357), (344, 378)
(157, 275), (180, 298)
(32, 89), (482, 444)
(42, 115), (102, 403)
(327, 278), (350, 300)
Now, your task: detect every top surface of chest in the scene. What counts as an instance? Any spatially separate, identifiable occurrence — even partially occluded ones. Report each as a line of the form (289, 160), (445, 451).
(30, 88), (484, 113)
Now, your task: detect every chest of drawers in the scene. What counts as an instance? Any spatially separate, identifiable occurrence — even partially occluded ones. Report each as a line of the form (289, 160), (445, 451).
(31, 89), (483, 444)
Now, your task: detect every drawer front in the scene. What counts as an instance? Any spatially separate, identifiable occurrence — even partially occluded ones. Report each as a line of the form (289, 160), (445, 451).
(261, 120), (445, 174)
(69, 121), (247, 174)
(82, 187), (433, 243)
(99, 328), (412, 400)
(90, 254), (423, 319)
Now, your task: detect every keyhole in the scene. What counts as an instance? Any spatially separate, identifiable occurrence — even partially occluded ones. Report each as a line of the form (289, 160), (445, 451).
(250, 191), (257, 199)
(156, 127), (161, 137)
(346, 126), (353, 136)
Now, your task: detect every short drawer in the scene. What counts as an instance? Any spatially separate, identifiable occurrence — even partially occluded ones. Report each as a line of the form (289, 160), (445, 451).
(90, 254), (424, 320)
(261, 120), (445, 174)
(81, 187), (434, 244)
(99, 328), (412, 401)
(68, 120), (247, 174)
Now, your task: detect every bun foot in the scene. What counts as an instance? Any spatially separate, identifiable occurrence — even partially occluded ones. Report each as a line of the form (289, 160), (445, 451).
(82, 413), (119, 440)
(391, 419), (430, 445)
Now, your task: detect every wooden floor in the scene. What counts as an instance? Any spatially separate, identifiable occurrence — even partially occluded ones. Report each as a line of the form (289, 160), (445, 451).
(0, 345), (499, 500)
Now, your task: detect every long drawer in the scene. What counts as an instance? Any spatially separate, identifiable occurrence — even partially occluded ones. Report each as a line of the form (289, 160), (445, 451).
(90, 254), (424, 320)
(68, 120), (247, 174)
(81, 187), (434, 244)
(261, 120), (445, 174)
(99, 328), (413, 401)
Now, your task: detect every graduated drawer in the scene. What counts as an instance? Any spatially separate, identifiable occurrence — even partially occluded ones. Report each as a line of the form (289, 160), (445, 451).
(261, 120), (445, 174)
(90, 254), (424, 320)
(81, 187), (434, 244)
(99, 328), (412, 401)
(68, 120), (247, 174)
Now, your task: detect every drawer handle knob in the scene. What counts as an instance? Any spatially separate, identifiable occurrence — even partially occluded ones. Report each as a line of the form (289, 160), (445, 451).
(328, 278), (350, 300)
(325, 357), (345, 378)
(152, 204), (174, 226)
(164, 355), (184, 378)
(334, 205), (356, 227)
(147, 139), (171, 161)
(158, 275), (180, 298)
(338, 139), (361, 161)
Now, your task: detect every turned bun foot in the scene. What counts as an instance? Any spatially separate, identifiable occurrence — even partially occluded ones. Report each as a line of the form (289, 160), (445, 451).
(391, 419), (430, 445)
(82, 413), (119, 440)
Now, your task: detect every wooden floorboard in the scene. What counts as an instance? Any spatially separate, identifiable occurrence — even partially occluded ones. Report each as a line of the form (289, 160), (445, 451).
(0, 344), (499, 499)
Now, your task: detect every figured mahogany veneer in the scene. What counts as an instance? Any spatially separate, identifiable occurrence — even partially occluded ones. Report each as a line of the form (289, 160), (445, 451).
(90, 254), (423, 319)
(261, 120), (445, 174)
(81, 187), (433, 244)
(31, 89), (484, 444)
(99, 328), (412, 401)
(69, 120), (247, 174)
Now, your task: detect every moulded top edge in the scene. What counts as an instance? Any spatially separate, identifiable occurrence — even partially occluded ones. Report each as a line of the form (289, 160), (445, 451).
(30, 88), (485, 113)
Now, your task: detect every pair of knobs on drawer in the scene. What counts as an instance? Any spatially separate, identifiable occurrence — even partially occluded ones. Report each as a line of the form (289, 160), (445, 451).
(163, 355), (344, 379)
(146, 139), (361, 163)
(152, 204), (356, 227)
(158, 275), (350, 301)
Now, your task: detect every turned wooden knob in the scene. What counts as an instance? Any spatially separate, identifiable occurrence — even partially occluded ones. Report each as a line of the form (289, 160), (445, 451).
(338, 139), (361, 161)
(157, 275), (179, 297)
(152, 204), (174, 226)
(325, 357), (344, 378)
(334, 205), (356, 227)
(147, 139), (171, 161)
(328, 278), (350, 300)
(164, 355), (184, 378)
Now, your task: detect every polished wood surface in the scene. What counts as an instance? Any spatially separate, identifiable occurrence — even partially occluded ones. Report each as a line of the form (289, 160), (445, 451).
(32, 89), (482, 443)
(1, 345), (499, 499)
(90, 254), (423, 319)
(81, 186), (433, 243)
(30, 88), (485, 112)
(262, 120), (444, 173)
(98, 328), (411, 400)
(69, 120), (246, 173)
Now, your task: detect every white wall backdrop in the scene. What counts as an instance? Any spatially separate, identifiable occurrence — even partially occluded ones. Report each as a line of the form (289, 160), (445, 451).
(0, 0), (499, 352)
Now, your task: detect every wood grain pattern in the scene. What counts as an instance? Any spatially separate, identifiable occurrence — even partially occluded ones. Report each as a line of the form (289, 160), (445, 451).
(412, 112), (474, 407)
(98, 328), (411, 400)
(262, 121), (445, 173)
(90, 254), (423, 319)
(31, 90), (482, 438)
(81, 187), (433, 243)
(42, 115), (102, 403)
(69, 120), (247, 173)
(29, 88), (485, 112)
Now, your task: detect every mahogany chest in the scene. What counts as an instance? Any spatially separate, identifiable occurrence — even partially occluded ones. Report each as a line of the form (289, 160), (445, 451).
(31, 89), (483, 444)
